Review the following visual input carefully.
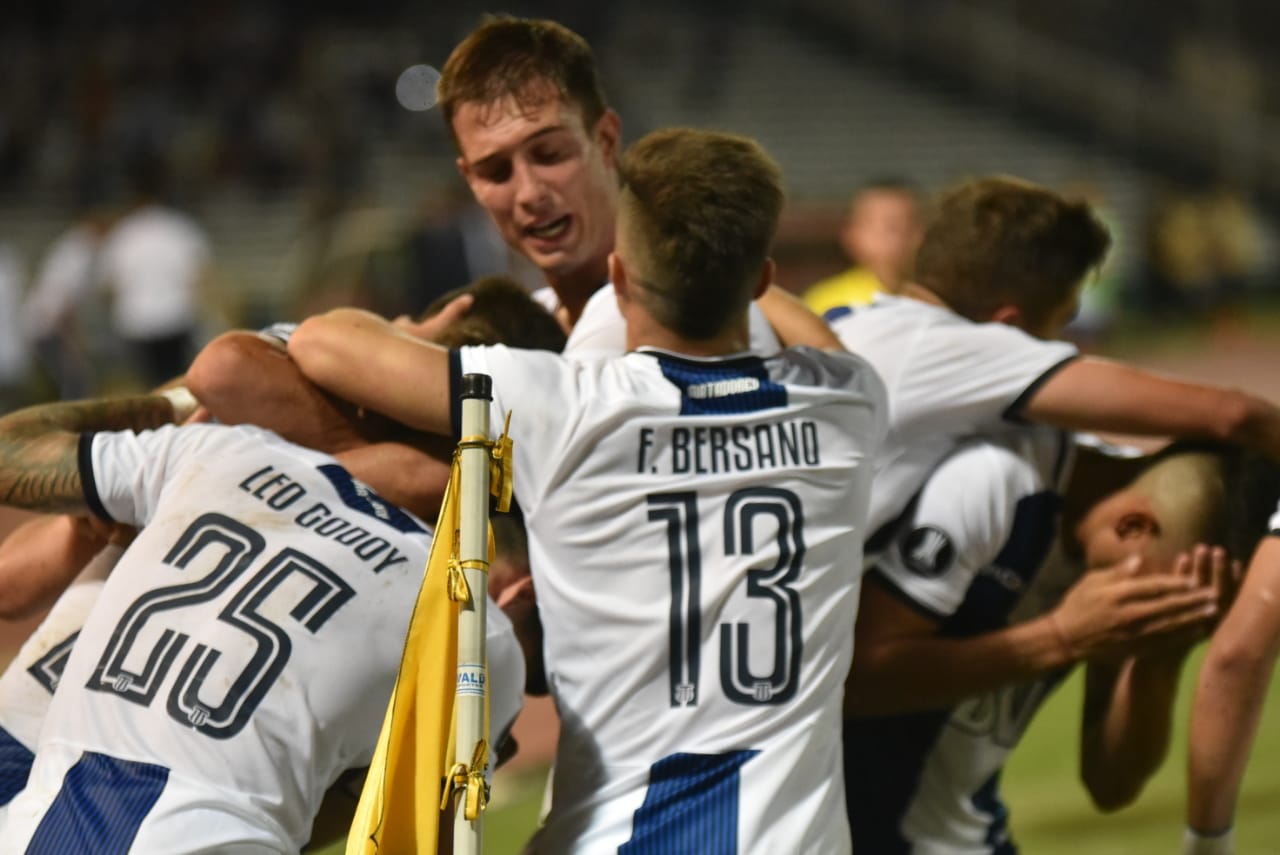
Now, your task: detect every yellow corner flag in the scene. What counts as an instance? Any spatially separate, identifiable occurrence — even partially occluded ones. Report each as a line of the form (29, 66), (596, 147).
(347, 412), (514, 855)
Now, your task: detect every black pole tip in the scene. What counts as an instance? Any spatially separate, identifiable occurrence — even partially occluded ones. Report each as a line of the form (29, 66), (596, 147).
(460, 373), (493, 400)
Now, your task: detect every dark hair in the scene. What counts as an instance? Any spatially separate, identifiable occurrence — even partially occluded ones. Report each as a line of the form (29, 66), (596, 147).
(438, 16), (609, 146)
(914, 177), (1111, 330)
(1221, 450), (1280, 562)
(422, 276), (566, 352)
(619, 128), (784, 340)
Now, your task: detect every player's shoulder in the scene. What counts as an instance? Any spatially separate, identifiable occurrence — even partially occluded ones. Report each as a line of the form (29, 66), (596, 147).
(940, 429), (1069, 496)
(769, 345), (887, 405)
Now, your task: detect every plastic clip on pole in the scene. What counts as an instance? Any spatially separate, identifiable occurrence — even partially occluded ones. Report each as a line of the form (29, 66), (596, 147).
(453, 373), (493, 855)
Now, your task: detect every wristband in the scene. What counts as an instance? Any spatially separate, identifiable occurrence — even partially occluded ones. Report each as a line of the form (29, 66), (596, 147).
(161, 386), (199, 423)
(1183, 827), (1233, 855)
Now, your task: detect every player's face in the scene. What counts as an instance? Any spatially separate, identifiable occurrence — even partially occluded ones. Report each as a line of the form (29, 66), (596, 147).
(843, 190), (922, 286)
(455, 89), (621, 284)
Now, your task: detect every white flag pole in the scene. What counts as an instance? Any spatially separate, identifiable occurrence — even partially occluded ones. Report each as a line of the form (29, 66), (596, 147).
(453, 372), (492, 855)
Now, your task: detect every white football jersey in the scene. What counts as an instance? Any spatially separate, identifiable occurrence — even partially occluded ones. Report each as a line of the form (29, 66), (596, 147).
(827, 295), (1078, 548)
(845, 428), (1079, 855)
(535, 283), (782, 359)
(1, 423), (524, 854)
(459, 344), (888, 854)
(1269, 499), (1280, 534)
(0, 579), (106, 808)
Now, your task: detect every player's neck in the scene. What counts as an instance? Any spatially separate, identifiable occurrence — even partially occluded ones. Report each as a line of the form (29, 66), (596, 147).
(897, 281), (950, 309)
(627, 311), (752, 357)
(547, 261), (610, 328)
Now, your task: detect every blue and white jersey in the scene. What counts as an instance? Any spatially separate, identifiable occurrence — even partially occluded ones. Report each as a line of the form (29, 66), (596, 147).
(535, 283), (782, 359)
(0, 577), (108, 808)
(827, 295), (1078, 554)
(1, 423), (525, 854)
(458, 343), (888, 854)
(845, 428), (1078, 855)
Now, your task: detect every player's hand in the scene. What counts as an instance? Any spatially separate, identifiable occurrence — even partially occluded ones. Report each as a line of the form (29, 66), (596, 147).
(392, 293), (475, 341)
(1131, 545), (1239, 662)
(1048, 554), (1218, 664)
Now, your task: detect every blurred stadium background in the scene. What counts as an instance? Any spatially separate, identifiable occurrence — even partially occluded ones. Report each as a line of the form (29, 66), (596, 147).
(2, 0), (1279, 850)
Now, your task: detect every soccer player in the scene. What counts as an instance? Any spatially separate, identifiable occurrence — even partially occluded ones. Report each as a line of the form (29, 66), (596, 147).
(435, 14), (829, 356)
(0, 279), (564, 850)
(801, 177), (925, 315)
(1185, 497), (1280, 855)
(845, 434), (1268, 854)
(827, 176), (1280, 540)
(0, 392), (526, 852)
(289, 127), (888, 853)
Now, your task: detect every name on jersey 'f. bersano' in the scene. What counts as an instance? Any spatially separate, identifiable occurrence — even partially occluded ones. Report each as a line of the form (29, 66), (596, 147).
(636, 420), (822, 475)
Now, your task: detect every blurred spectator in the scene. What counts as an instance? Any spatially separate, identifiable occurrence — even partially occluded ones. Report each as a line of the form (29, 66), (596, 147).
(1135, 184), (1264, 319)
(21, 185), (117, 400)
(98, 153), (213, 388)
(0, 243), (32, 412)
(801, 178), (925, 316)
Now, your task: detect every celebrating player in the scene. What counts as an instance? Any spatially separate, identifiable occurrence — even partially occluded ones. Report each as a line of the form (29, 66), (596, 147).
(289, 127), (888, 852)
(845, 435), (1267, 853)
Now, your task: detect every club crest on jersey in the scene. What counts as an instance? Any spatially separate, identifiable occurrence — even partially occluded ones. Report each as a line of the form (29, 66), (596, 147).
(899, 525), (955, 577)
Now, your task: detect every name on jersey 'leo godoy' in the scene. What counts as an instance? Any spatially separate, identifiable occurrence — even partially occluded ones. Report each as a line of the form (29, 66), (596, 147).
(236, 465), (413, 573)
(636, 419), (821, 475)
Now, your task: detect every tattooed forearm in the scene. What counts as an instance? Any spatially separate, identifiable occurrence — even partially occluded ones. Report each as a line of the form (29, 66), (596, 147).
(0, 395), (176, 513)
(0, 433), (86, 512)
(1, 396), (176, 439)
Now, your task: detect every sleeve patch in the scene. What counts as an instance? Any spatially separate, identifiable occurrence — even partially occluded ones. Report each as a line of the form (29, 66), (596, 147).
(898, 525), (956, 577)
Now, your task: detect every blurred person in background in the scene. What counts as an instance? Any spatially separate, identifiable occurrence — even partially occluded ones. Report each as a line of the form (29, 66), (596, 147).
(98, 151), (214, 389)
(0, 242), (32, 413)
(802, 177), (926, 316)
(21, 182), (117, 401)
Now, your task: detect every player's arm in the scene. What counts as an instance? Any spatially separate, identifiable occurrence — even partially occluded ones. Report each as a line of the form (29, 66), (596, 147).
(0, 514), (115, 620)
(848, 556), (1217, 716)
(289, 308), (456, 436)
(755, 284), (843, 350)
(1079, 546), (1230, 812)
(1025, 358), (1280, 460)
(1187, 533), (1280, 844)
(0, 395), (179, 515)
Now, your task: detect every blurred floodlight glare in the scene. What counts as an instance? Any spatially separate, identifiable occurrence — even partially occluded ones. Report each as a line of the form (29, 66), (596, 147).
(395, 64), (441, 112)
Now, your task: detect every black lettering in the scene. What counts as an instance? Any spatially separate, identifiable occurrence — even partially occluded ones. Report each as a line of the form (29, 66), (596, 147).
(802, 421), (820, 465)
(777, 421), (800, 466)
(335, 526), (370, 546)
(266, 483), (306, 511)
(694, 427), (708, 474)
(295, 502), (330, 528)
(238, 466), (275, 494)
(709, 427), (730, 474)
(375, 548), (409, 574)
(315, 517), (350, 537)
(731, 426), (753, 470)
(754, 424), (777, 469)
(638, 428), (655, 473)
(672, 428), (690, 474)
(252, 472), (290, 499)
(354, 538), (391, 561)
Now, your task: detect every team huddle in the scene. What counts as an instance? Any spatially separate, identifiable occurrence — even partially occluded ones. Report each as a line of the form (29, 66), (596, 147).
(2, 15), (1280, 855)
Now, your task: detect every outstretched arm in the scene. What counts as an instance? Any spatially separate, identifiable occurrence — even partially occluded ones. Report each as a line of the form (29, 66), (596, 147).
(289, 308), (455, 437)
(1026, 358), (1280, 460)
(1187, 534), (1280, 841)
(0, 395), (178, 514)
(755, 285), (843, 350)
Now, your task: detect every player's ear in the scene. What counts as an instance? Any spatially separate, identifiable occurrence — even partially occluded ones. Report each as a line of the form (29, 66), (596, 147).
(753, 259), (776, 301)
(1114, 510), (1159, 541)
(990, 304), (1023, 328)
(594, 109), (622, 166)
